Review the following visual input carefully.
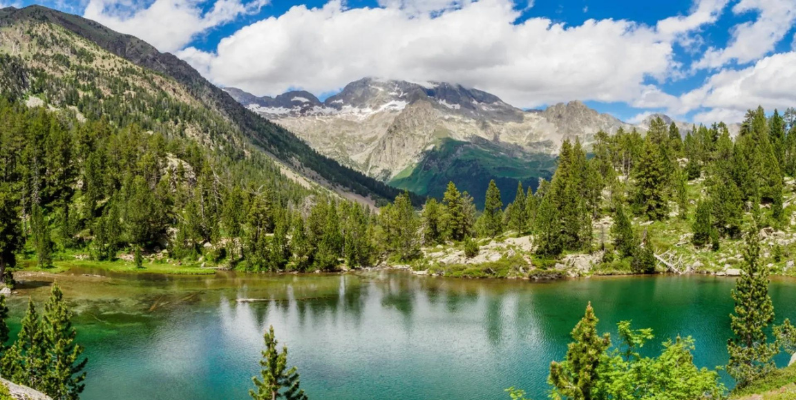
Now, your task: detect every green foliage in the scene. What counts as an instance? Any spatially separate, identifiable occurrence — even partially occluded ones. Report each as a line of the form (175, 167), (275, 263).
(42, 283), (87, 400)
(731, 365), (796, 398)
(534, 190), (562, 257)
(548, 303), (611, 400)
(506, 182), (528, 237)
(250, 326), (308, 400)
(727, 228), (779, 388)
(611, 204), (635, 258)
(633, 138), (668, 221)
(464, 236), (479, 258)
(692, 200), (713, 247)
(483, 180), (504, 237)
(421, 198), (444, 245)
(773, 319), (795, 356)
(0, 183), (23, 283)
(542, 306), (725, 400)
(631, 236), (656, 274)
(595, 322), (725, 400)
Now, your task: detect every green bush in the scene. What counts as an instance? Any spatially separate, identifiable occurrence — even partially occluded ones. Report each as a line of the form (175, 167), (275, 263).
(464, 237), (479, 258)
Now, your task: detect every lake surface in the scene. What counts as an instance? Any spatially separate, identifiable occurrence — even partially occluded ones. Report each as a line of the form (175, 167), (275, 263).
(5, 269), (796, 400)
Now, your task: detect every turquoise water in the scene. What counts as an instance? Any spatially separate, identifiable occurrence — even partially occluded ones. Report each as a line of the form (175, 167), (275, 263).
(5, 270), (796, 400)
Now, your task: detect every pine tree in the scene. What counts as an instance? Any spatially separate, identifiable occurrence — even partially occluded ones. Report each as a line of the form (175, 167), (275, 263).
(0, 183), (22, 283)
(633, 139), (668, 221)
(524, 186), (538, 233)
(0, 295), (9, 348)
(534, 193), (561, 257)
(507, 182), (528, 237)
(548, 302), (611, 400)
(31, 204), (53, 269)
(692, 200), (713, 247)
(727, 228), (779, 388)
(676, 169), (688, 220)
(611, 205), (635, 258)
(421, 198), (443, 245)
(15, 299), (48, 391)
(442, 182), (465, 241)
(42, 284), (87, 400)
(631, 234), (655, 274)
(290, 213), (312, 271)
(483, 180), (504, 237)
(250, 326), (308, 400)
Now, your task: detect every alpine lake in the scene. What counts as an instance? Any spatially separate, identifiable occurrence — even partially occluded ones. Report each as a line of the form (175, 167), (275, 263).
(5, 268), (795, 400)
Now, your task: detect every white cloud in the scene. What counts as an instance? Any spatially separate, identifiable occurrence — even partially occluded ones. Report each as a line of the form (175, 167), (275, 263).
(83, 0), (268, 53)
(177, 0), (724, 109)
(692, 0), (796, 69)
(684, 51), (795, 123)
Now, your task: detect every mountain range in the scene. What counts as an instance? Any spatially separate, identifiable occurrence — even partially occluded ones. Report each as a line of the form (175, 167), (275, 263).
(224, 79), (705, 205)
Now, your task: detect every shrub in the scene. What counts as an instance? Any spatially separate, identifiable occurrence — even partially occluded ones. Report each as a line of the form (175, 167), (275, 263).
(464, 237), (479, 258)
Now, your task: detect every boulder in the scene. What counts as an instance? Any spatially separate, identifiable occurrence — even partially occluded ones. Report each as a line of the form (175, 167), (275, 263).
(725, 269), (741, 276)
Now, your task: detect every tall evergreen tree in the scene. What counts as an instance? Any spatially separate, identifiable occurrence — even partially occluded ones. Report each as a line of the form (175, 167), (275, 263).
(250, 326), (308, 400)
(692, 200), (713, 247)
(633, 139), (668, 221)
(42, 284), (87, 400)
(421, 198), (443, 245)
(507, 182), (527, 237)
(727, 228), (779, 388)
(611, 205), (635, 258)
(0, 183), (22, 283)
(483, 180), (504, 238)
(31, 203), (53, 269)
(548, 302), (611, 400)
(442, 182), (466, 241)
(14, 299), (48, 391)
(534, 192), (561, 257)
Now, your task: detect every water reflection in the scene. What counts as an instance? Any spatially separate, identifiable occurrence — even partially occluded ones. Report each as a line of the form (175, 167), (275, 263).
(5, 269), (796, 400)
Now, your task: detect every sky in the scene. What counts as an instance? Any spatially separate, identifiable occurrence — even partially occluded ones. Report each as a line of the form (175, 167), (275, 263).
(2, 0), (796, 123)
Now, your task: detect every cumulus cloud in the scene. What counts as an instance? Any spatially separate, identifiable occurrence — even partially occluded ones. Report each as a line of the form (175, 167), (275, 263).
(177, 0), (725, 109)
(684, 51), (795, 123)
(692, 0), (796, 70)
(83, 0), (268, 53)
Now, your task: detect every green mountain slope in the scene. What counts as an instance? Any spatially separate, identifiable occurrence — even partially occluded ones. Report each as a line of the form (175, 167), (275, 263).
(389, 137), (556, 208)
(0, 5), (411, 205)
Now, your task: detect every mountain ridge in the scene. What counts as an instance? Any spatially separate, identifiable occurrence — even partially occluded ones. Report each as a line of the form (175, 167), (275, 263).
(224, 80), (714, 203)
(0, 5), (413, 205)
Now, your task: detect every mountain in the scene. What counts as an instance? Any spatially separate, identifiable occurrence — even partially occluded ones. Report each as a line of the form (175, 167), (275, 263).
(225, 79), (697, 205)
(0, 5), (412, 206)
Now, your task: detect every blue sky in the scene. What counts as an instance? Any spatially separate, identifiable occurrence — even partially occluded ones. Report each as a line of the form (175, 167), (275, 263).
(6, 0), (796, 123)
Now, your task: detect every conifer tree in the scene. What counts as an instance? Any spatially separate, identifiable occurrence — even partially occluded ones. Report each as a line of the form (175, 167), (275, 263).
(421, 198), (443, 245)
(633, 139), (668, 221)
(631, 234), (655, 274)
(483, 180), (504, 237)
(250, 326), (308, 400)
(727, 228), (779, 388)
(611, 205), (635, 258)
(524, 186), (538, 232)
(43, 284), (87, 400)
(290, 213), (312, 271)
(15, 299), (48, 391)
(0, 183), (22, 283)
(534, 193), (561, 257)
(0, 295), (9, 348)
(692, 200), (713, 247)
(506, 182), (528, 237)
(548, 302), (611, 400)
(31, 204), (53, 269)
(442, 182), (465, 241)
(676, 169), (688, 220)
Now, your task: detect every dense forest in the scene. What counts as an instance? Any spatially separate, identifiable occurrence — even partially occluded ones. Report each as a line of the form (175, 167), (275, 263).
(0, 90), (795, 282)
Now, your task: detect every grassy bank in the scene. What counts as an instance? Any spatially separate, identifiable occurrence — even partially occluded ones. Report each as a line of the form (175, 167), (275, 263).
(731, 364), (796, 400)
(16, 259), (217, 276)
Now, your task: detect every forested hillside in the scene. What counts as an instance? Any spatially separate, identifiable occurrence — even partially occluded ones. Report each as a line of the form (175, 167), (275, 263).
(0, 5), (409, 205)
